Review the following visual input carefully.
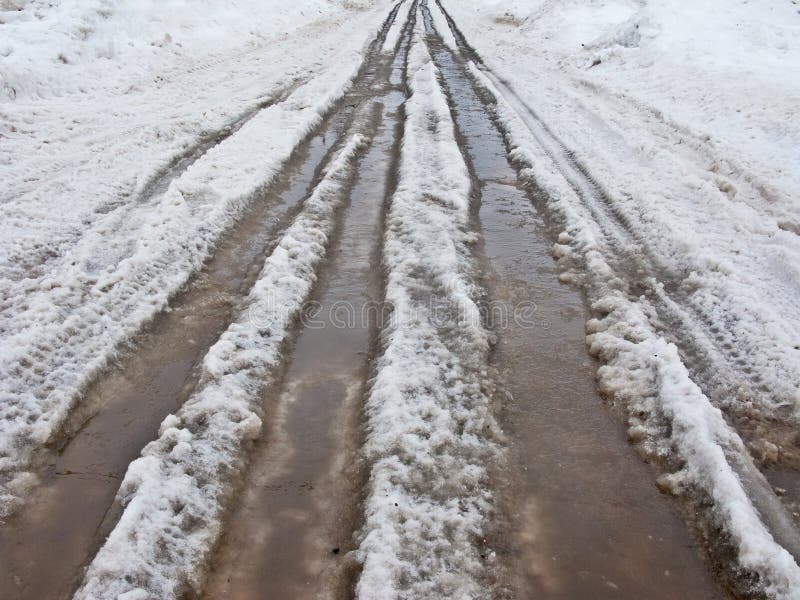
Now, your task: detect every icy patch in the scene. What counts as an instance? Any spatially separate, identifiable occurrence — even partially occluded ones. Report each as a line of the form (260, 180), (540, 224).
(74, 133), (369, 600)
(355, 15), (502, 598)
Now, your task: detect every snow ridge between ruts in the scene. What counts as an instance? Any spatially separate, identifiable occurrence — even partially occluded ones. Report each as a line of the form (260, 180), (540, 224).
(355, 14), (502, 599)
(0, 43), (372, 518)
(426, 0), (459, 54)
(73, 133), (369, 600)
(381, 0), (413, 54)
(467, 62), (800, 600)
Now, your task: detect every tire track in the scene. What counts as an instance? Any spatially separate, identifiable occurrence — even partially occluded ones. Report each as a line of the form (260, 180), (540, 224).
(200, 13), (415, 599)
(75, 130), (371, 600)
(203, 95), (402, 600)
(420, 3), (726, 598)
(133, 79), (305, 204)
(432, 1), (800, 597)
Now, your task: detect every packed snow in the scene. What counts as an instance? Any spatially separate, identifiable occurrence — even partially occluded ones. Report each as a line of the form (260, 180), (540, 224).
(355, 13), (503, 597)
(74, 132), (369, 600)
(0, 0), (392, 516)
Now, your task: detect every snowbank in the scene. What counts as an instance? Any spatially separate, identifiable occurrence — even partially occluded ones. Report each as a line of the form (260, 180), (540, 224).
(74, 132), (369, 600)
(355, 13), (502, 598)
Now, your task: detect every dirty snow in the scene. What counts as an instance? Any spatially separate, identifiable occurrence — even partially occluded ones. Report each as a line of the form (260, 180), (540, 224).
(74, 132), (369, 600)
(0, 0), (391, 516)
(355, 13), (502, 598)
(440, 0), (800, 595)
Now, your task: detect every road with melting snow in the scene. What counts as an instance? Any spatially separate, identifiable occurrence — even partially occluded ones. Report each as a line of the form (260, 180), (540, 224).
(1, 2), (798, 599)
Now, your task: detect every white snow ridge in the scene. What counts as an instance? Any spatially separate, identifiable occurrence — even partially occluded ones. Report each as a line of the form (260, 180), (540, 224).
(355, 14), (503, 599)
(74, 133), (369, 600)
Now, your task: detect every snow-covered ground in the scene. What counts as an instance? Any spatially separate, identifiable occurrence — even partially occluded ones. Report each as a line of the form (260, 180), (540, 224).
(438, 0), (800, 596)
(0, 0), (392, 515)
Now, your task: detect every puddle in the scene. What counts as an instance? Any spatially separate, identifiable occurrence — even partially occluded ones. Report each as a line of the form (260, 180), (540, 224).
(421, 7), (727, 598)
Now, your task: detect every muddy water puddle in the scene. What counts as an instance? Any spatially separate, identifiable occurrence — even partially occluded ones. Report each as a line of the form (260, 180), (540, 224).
(202, 89), (404, 599)
(421, 8), (726, 598)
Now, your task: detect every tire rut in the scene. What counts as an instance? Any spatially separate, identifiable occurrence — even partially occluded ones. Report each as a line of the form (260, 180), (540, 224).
(433, 0), (800, 581)
(200, 13), (414, 600)
(202, 101), (401, 600)
(133, 78), (307, 205)
(420, 2), (726, 598)
(199, 15), (414, 598)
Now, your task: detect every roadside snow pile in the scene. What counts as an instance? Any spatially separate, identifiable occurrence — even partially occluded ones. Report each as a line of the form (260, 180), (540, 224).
(438, 0), (800, 595)
(0, 0), (392, 517)
(355, 14), (502, 598)
(74, 133), (369, 600)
